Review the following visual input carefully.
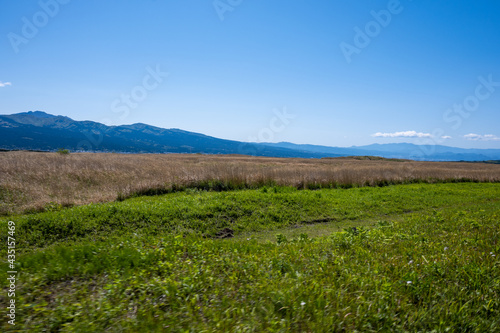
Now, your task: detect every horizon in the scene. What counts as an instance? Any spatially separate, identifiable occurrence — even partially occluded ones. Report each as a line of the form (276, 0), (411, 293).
(1, 1), (500, 149)
(7, 110), (500, 152)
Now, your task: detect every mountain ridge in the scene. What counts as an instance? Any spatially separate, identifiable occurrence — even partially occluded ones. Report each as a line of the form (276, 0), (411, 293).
(0, 111), (341, 158)
(1, 111), (500, 161)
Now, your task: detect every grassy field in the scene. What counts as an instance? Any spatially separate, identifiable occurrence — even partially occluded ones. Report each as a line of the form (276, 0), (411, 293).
(1, 151), (500, 215)
(1, 182), (499, 332)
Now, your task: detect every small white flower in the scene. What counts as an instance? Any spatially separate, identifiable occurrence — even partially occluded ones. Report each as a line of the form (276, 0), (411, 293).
(300, 301), (306, 306)
(407, 281), (412, 284)
(408, 260), (413, 264)
(444, 247), (448, 251)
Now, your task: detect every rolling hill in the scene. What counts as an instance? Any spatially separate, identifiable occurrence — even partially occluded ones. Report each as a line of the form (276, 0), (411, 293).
(0, 111), (340, 158)
(1, 111), (500, 161)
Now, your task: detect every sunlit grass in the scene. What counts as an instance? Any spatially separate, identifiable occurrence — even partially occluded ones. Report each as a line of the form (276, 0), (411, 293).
(1, 151), (499, 215)
(1, 183), (499, 331)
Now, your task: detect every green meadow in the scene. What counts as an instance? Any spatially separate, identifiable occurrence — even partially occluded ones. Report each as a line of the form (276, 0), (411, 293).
(1, 183), (500, 332)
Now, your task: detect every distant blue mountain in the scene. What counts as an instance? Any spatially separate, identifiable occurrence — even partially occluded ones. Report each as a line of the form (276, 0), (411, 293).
(20, 111), (60, 118)
(1, 111), (499, 161)
(264, 142), (500, 161)
(0, 112), (340, 158)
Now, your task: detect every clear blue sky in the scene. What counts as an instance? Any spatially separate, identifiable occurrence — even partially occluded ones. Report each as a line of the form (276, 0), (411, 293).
(1, 0), (499, 148)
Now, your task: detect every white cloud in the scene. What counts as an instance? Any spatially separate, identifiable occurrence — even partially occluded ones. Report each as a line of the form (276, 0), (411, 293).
(441, 136), (452, 139)
(464, 134), (481, 140)
(483, 134), (500, 141)
(0, 81), (12, 87)
(464, 133), (500, 141)
(372, 130), (433, 138)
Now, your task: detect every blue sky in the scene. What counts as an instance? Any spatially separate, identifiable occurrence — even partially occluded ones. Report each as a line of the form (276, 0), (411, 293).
(1, 0), (499, 148)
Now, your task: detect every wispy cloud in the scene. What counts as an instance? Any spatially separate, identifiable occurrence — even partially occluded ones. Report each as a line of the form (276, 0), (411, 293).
(463, 133), (500, 141)
(0, 81), (12, 87)
(441, 136), (452, 139)
(372, 130), (433, 138)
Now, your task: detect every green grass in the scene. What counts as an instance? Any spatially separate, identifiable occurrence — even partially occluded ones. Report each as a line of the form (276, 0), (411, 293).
(1, 183), (500, 332)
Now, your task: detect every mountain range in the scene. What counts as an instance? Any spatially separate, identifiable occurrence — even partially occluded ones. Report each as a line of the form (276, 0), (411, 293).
(1, 111), (500, 162)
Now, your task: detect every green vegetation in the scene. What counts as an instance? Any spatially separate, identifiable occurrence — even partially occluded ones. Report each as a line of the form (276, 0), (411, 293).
(1, 183), (499, 331)
(461, 160), (500, 165)
(56, 148), (70, 155)
(323, 155), (410, 162)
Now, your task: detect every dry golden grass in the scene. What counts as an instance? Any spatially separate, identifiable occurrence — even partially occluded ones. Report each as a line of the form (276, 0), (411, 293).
(1, 151), (499, 215)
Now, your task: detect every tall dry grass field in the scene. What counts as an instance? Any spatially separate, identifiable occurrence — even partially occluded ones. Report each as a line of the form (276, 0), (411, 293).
(1, 151), (499, 215)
